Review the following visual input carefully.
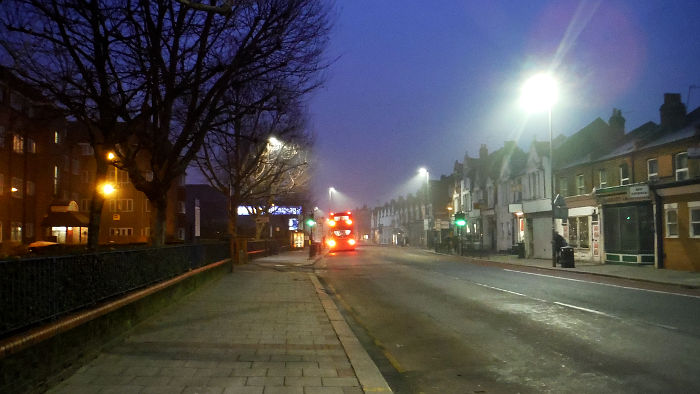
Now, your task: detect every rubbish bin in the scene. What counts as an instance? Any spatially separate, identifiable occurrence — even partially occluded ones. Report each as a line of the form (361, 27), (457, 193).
(559, 246), (575, 268)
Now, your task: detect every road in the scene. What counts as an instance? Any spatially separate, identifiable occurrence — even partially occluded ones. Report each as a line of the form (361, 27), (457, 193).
(315, 246), (700, 394)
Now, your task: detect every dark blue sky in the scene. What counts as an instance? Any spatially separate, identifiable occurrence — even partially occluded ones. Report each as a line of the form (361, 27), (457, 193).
(308, 0), (700, 210)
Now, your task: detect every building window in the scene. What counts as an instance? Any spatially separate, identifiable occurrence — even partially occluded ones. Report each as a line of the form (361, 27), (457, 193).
(664, 203), (678, 238)
(576, 174), (584, 195)
(110, 228), (133, 237)
(0, 222), (2, 242)
(81, 170), (90, 184)
(178, 201), (186, 214)
(144, 200), (151, 212)
(53, 165), (60, 195)
(25, 222), (34, 238)
(11, 222), (22, 242)
(11, 177), (23, 198)
(0, 173), (3, 195)
(559, 177), (568, 197)
(54, 131), (61, 144)
(619, 163), (629, 186)
(142, 227), (150, 237)
(109, 199), (134, 212)
(0, 126), (5, 148)
(78, 142), (93, 155)
(599, 169), (607, 189)
(26, 181), (35, 196)
(568, 216), (589, 248)
(13, 134), (24, 153)
(80, 199), (91, 212)
(675, 152), (688, 181)
(178, 227), (186, 240)
(690, 202), (700, 238)
(647, 158), (658, 181)
(72, 159), (80, 175)
(27, 138), (36, 153)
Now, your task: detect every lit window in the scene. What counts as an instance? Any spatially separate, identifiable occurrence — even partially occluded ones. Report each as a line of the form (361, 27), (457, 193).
(619, 163), (629, 186)
(54, 131), (60, 144)
(690, 202), (700, 238)
(568, 216), (589, 248)
(664, 203), (678, 238)
(675, 152), (688, 181)
(178, 201), (186, 214)
(53, 165), (60, 195)
(647, 158), (658, 181)
(576, 174), (584, 195)
(0, 173), (3, 195)
(11, 222), (22, 242)
(13, 134), (24, 153)
(27, 138), (36, 153)
(599, 169), (607, 188)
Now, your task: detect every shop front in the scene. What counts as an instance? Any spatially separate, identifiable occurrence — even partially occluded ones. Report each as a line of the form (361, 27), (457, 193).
(597, 185), (654, 264)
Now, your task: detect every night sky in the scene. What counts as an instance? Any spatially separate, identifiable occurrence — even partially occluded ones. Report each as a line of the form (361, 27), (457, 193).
(308, 0), (700, 211)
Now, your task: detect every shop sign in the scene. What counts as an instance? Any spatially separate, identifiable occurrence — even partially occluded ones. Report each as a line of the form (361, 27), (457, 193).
(628, 184), (649, 199)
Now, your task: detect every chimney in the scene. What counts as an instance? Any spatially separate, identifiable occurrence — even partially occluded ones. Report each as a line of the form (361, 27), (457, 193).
(659, 93), (686, 130)
(608, 108), (625, 139)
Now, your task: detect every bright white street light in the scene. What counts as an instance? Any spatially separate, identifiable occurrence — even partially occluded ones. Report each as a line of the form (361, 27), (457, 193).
(268, 136), (282, 151)
(521, 72), (559, 267)
(520, 73), (558, 113)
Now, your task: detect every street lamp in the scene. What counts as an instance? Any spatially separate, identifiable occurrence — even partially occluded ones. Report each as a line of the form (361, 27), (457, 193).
(328, 187), (336, 212)
(521, 72), (558, 267)
(418, 167), (430, 247)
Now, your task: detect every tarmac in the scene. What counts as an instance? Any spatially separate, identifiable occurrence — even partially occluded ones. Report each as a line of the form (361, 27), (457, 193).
(46, 245), (699, 394)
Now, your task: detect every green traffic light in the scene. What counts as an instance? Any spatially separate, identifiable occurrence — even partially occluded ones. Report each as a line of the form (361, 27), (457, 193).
(305, 218), (316, 227)
(455, 219), (466, 227)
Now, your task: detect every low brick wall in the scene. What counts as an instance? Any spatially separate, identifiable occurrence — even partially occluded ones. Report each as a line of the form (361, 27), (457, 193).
(0, 258), (230, 394)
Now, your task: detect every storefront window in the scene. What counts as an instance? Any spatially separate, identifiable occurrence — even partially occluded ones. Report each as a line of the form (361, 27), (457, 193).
(603, 203), (653, 254)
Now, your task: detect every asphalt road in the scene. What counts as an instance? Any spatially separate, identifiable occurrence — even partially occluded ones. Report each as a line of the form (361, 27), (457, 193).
(315, 246), (700, 394)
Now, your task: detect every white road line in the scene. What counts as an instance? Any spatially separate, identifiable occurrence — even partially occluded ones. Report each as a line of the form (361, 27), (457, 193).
(553, 301), (613, 317)
(501, 269), (700, 299)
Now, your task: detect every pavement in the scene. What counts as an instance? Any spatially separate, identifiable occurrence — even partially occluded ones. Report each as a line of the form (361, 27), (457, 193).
(48, 249), (392, 394)
(46, 245), (699, 394)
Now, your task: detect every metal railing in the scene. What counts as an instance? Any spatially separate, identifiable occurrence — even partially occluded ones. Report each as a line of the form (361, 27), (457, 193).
(0, 242), (229, 339)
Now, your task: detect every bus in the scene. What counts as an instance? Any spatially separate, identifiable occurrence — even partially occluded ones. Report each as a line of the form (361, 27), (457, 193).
(326, 211), (357, 251)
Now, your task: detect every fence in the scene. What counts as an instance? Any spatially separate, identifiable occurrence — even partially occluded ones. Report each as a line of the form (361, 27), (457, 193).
(0, 242), (229, 339)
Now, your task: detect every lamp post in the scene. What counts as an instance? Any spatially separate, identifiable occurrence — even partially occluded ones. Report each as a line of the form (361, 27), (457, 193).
(328, 187), (336, 212)
(418, 167), (430, 248)
(521, 72), (558, 267)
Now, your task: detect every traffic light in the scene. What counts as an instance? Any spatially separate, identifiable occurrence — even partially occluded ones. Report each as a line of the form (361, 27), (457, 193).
(305, 216), (316, 227)
(455, 212), (467, 227)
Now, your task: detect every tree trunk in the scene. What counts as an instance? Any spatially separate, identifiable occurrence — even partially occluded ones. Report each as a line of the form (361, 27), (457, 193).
(150, 196), (167, 246)
(227, 196), (240, 272)
(87, 160), (109, 250)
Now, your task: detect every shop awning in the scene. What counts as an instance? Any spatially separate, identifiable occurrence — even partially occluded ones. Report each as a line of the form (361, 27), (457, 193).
(40, 211), (90, 227)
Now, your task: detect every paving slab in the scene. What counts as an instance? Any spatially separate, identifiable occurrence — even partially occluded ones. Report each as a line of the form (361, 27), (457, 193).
(47, 251), (391, 394)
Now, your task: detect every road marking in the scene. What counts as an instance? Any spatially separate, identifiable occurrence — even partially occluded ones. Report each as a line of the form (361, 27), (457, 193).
(553, 301), (612, 317)
(501, 269), (700, 299)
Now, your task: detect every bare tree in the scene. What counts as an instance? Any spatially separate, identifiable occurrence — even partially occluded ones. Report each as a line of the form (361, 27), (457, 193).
(195, 89), (313, 262)
(1, 0), (330, 247)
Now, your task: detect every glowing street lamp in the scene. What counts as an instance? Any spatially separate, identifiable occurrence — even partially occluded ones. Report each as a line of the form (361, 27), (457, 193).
(418, 167), (431, 247)
(101, 183), (115, 195)
(521, 72), (558, 267)
(328, 187), (336, 211)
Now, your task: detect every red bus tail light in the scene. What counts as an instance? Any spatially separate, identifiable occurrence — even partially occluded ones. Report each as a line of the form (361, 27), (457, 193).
(327, 239), (336, 248)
